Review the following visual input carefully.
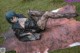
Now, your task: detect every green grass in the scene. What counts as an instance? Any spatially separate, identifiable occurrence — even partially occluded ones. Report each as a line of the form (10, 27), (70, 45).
(50, 46), (80, 53)
(0, 0), (80, 32)
(0, 0), (80, 53)
(0, 0), (67, 33)
(0, 37), (4, 45)
(6, 51), (16, 53)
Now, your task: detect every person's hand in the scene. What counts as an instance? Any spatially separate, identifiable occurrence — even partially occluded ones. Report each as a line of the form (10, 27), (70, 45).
(27, 32), (32, 35)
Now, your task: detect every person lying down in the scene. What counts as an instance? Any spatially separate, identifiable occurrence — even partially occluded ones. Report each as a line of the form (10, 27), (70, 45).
(29, 5), (78, 30)
(5, 5), (78, 42)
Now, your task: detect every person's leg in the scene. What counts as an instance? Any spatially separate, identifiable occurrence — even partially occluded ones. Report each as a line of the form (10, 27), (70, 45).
(37, 11), (49, 30)
(28, 10), (61, 30)
(37, 11), (78, 30)
(37, 11), (61, 30)
(28, 10), (45, 22)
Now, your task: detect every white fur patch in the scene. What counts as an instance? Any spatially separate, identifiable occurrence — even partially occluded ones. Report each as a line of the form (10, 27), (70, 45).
(33, 51), (40, 53)
(44, 48), (49, 53)
(37, 52), (40, 53)
(0, 47), (6, 53)
(69, 42), (80, 47)
(51, 8), (60, 13)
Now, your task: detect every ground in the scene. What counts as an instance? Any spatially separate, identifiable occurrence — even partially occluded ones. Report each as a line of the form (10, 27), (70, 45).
(0, 0), (80, 53)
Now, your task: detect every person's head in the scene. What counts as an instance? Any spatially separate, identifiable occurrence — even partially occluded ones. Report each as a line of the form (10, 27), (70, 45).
(5, 11), (18, 24)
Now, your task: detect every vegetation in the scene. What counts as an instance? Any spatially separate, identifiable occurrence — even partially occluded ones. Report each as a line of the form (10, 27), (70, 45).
(0, 37), (4, 45)
(6, 51), (16, 53)
(0, 0), (80, 53)
(50, 46), (80, 53)
(0, 0), (80, 33)
(0, 0), (67, 33)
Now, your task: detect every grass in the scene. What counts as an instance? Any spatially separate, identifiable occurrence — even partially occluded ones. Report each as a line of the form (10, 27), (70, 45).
(0, 0), (80, 32)
(6, 51), (16, 53)
(0, 0), (66, 33)
(50, 46), (80, 53)
(0, 0), (80, 53)
(0, 37), (4, 45)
